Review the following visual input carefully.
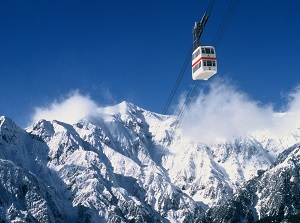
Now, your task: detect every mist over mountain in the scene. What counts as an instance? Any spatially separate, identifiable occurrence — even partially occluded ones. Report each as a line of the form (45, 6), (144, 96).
(1, 85), (300, 222)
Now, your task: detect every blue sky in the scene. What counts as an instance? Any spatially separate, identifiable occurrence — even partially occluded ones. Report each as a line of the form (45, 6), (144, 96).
(1, 0), (300, 127)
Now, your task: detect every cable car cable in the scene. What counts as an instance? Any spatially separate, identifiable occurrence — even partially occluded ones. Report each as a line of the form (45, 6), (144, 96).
(176, 0), (240, 130)
(153, 0), (216, 139)
(206, 0), (216, 14)
(162, 46), (193, 116)
(152, 46), (193, 139)
(160, 0), (216, 119)
(159, 0), (239, 139)
(212, 0), (240, 47)
(175, 0), (240, 130)
(168, 81), (199, 139)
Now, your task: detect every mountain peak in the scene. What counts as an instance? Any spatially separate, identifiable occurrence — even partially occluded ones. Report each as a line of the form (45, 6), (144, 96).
(0, 116), (24, 144)
(0, 116), (18, 129)
(100, 101), (142, 116)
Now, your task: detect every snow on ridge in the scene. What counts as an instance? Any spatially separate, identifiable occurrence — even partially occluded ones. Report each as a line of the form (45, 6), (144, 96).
(26, 104), (203, 221)
(1, 99), (300, 221)
(27, 101), (300, 209)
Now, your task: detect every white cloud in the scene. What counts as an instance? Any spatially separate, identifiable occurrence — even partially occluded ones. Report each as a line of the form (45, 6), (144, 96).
(31, 90), (98, 124)
(179, 78), (300, 144)
(29, 80), (300, 145)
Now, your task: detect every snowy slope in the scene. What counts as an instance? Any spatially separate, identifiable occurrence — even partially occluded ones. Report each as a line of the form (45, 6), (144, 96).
(0, 116), (66, 222)
(26, 102), (203, 222)
(1, 101), (300, 222)
(200, 143), (300, 222)
(163, 136), (275, 208)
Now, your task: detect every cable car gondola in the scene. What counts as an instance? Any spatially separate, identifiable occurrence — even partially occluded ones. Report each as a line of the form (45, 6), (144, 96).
(192, 45), (217, 80)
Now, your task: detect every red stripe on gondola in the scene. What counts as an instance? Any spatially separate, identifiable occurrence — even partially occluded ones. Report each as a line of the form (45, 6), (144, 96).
(192, 57), (217, 67)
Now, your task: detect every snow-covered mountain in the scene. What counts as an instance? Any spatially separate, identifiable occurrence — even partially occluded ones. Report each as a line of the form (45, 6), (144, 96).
(199, 143), (300, 222)
(1, 101), (300, 222)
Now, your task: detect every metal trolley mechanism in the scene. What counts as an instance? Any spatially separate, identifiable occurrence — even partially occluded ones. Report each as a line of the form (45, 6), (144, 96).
(192, 11), (217, 80)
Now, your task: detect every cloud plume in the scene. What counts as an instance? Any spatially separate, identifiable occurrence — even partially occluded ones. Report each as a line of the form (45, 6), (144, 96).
(179, 79), (300, 144)
(31, 90), (98, 125)
(29, 80), (300, 145)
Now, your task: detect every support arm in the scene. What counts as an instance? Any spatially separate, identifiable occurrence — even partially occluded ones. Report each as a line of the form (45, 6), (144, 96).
(193, 12), (209, 50)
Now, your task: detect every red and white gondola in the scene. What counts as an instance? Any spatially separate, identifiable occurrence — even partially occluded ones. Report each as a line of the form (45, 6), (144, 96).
(192, 46), (217, 80)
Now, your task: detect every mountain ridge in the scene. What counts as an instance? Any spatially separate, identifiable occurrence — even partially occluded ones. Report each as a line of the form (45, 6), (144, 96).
(1, 101), (300, 222)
